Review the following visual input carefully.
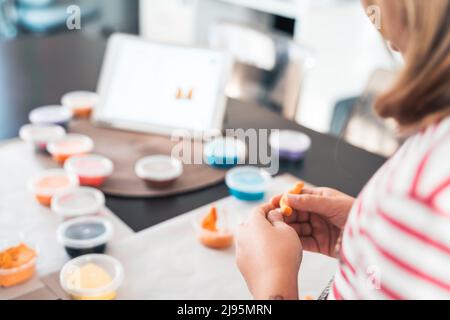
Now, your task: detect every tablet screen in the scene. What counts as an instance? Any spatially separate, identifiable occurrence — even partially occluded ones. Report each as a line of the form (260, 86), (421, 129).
(95, 34), (231, 135)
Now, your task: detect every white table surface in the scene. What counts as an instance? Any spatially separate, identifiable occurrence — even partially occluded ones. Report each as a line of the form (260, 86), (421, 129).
(108, 175), (337, 300)
(0, 140), (337, 300)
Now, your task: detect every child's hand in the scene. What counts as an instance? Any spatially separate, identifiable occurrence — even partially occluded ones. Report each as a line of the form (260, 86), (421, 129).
(235, 203), (302, 300)
(271, 187), (354, 257)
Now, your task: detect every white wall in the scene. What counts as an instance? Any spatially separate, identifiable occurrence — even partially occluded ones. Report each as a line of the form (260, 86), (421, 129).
(139, 0), (271, 45)
(295, 0), (398, 132)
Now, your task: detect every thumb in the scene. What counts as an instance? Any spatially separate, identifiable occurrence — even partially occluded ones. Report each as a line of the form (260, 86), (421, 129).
(267, 209), (287, 227)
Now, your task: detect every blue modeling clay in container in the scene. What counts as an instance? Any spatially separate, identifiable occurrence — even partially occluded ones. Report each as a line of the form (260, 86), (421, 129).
(225, 166), (272, 201)
(204, 137), (246, 169)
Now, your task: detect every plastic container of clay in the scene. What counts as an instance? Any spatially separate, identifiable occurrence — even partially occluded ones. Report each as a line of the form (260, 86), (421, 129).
(192, 205), (243, 250)
(64, 154), (113, 187)
(61, 91), (99, 119)
(47, 134), (94, 165)
(225, 166), (272, 201)
(27, 169), (79, 206)
(57, 216), (113, 258)
(51, 187), (105, 221)
(269, 130), (311, 161)
(29, 105), (73, 129)
(135, 155), (183, 189)
(59, 254), (123, 300)
(0, 236), (37, 288)
(203, 137), (246, 169)
(19, 124), (66, 153)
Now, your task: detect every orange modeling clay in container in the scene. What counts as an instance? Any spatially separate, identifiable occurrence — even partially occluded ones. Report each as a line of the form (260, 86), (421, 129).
(61, 91), (99, 119)
(60, 254), (123, 300)
(0, 242), (37, 288)
(47, 134), (94, 165)
(28, 169), (79, 206)
(279, 181), (304, 217)
(64, 154), (113, 187)
(193, 206), (235, 250)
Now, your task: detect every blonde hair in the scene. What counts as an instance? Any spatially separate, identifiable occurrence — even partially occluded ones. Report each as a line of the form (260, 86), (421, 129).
(374, 0), (450, 130)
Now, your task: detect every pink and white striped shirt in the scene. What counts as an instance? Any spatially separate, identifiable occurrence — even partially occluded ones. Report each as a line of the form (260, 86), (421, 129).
(329, 116), (450, 300)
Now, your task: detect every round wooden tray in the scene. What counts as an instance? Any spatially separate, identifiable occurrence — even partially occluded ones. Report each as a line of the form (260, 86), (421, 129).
(68, 121), (226, 198)
(3, 121), (225, 198)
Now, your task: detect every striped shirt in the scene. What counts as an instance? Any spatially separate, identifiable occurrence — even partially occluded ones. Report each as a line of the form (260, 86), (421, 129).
(329, 116), (450, 300)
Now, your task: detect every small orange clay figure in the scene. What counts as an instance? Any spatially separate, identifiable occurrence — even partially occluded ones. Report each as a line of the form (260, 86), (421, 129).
(175, 88), (183, 100)
(279, 181), (305, 217)
(199, 206), (233, 249)
(202, 206), (218, 232)
(303, 295), (315, 300)
(0, 243), (37, 287)
(187, 89), (194, 100)
(175, 88), (194, 100)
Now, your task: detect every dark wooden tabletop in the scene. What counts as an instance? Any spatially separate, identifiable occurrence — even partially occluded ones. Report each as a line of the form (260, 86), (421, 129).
(0, 33), (386, 232)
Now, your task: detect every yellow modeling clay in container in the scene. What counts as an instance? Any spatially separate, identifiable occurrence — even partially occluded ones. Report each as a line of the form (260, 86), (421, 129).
(60, 254), (123, 300)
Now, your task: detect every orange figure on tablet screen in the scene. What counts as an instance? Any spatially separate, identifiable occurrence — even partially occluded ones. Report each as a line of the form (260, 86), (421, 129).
(175, 87), (194, 100)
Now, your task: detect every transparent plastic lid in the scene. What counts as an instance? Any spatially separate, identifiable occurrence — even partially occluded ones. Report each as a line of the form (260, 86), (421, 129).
(270, 130), (311, 153)
(225, 166), (272, 194)
(60, 254), (123, 298)
(57, 216), (113, 249)
(51, 187), (105, 219)
(29, 105), (73, 124)
(19, 124), (66, 144)
(27, 169), (79, 196)
(47, 134), (94, 155)
(64, 154), (113, 178)
(203, 137), (246, 160)
(135, 155), (183, 181)
(61, 91), (99, 109)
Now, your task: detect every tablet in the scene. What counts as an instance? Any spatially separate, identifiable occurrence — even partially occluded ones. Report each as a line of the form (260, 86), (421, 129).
(94, 34), (232, 137)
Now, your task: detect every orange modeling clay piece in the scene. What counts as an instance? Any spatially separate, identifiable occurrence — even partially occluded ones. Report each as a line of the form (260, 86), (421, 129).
(280, 181), (305, 217)
(72, 107), (93, 119)
(199, 207), (233, 249)
(201, 206), (218, 232)
(0, 243), (37, 287)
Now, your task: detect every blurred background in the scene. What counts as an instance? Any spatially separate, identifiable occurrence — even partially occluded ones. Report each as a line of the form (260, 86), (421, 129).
(0, 0), (403, 156)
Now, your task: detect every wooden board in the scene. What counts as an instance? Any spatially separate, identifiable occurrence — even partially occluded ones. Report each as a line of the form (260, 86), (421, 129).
(69, 121), (226, 198)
